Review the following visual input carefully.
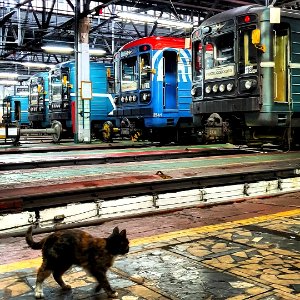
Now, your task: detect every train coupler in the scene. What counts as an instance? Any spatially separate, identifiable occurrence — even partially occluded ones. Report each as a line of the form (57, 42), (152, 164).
(204, 113), (230, 142)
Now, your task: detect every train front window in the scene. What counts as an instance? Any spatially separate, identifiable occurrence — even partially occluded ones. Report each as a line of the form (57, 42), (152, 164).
(239, 27), (258, 74)
(52, 84), (62, 101)
(50, 73), (63, 102)
(121, 56), (138, 92)
(193, 41), (202, 80)
(140, 53), (151, 89)
(29, 84), (38, 105)
(204, 32), (234, 69)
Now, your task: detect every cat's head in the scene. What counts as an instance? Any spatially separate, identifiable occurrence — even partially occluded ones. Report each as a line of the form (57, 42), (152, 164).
(106, 226), (129, 255)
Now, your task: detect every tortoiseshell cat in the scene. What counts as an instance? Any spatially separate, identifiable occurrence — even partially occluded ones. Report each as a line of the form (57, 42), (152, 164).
(26, 226), (129, 299)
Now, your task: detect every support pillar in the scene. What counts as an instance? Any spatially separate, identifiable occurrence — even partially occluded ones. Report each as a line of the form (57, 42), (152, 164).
(75, 16), (91, 143)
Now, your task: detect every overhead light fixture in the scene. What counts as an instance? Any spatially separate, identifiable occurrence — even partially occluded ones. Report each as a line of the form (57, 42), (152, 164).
(0, 80), (19, 85)
(89, 49), (106, 56)
(118, 12), (155, 23)
(21, 62), (55, 68)
(41, 45), (74, 53)
(0, 72), (19, 78)
(118, 12), (193, 29)
(158, 19), (193, 29)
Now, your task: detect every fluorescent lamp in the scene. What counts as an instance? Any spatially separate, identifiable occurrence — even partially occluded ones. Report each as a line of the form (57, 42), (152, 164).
(118, 12), (155, 23)
(158, 19), (193, 29)
(41, 45), (74, 53)
(21, 62), (55, 68)
(0, 72), (19, 78)
(118, 12), (193, 29)
(89, 49), (106, 56)
(0, 80), (19, 85)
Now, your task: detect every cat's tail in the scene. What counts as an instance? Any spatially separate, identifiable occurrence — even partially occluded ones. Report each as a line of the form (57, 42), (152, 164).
(25, 226), (45, 250)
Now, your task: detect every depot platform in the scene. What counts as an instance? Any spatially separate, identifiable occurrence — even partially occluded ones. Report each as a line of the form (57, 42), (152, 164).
(0, 192), (299, 300)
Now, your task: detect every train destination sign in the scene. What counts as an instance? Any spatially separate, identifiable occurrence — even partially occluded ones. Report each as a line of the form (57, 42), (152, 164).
(205, 65), (235, 80)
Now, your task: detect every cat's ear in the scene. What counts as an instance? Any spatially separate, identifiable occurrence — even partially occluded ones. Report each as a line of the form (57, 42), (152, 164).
(120, 229), (127, 237)
(112, 227), (119, 235)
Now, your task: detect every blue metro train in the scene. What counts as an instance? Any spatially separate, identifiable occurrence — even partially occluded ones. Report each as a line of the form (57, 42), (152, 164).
(48, 60), (115, 139)
(102, 36), (193, 143)
(2, 95), (30, 128)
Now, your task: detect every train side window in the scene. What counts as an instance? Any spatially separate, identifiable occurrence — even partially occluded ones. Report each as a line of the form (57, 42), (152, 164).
(273, 23), (289, 103)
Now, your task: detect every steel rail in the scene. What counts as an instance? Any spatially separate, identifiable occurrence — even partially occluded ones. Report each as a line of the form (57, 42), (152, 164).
(3, 165), (299, 213)
(0, 148), (251, 171)
(0, 165), (299, 238)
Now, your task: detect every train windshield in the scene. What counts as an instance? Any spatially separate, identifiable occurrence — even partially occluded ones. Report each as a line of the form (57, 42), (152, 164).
(121, 56), (138, 92)
(51, 74), (62, 101)
(204, 32), (234, 69)
(193, 41), (202, 80)
(238, 27), (258, 74)
(203, 32), (235, 79)
(140, 53), (151, 89)
(29, 83), (38, 105)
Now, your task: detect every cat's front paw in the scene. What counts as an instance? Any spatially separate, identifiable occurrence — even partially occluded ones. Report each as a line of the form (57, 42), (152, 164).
(34, 290), (44, 299)
(107, 291), (118, 298)
(35, 285), (44, 298)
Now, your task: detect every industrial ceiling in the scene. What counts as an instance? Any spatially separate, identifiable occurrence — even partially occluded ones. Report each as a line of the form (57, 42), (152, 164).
(0, 0), (299, 79)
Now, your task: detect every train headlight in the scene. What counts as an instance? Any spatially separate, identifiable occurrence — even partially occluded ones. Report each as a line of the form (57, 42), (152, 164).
(244, 79), (257, 90)
(125, 96), (129, 102)
(129, 95), (133, 102)
(133, 95), (137, 102)
(219, 84), (225, 92)
(227, 83), (234, 91)
(114, 96), (119, 104)
(141, 92), (151, 102)
(121, 96), (125, 103)
(212, 84), (218, 93)
(191, 87), (196, 96)
(205, 85), (211, 94)
(245, 80), (252, 89)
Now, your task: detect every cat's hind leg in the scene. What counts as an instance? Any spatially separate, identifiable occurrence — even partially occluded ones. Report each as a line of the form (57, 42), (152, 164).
(35, 261), (52, 299)
(53, 265), (72, 290)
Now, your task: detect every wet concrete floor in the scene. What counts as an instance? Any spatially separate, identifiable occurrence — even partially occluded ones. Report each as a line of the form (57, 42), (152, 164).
(0, 192), (300, 300)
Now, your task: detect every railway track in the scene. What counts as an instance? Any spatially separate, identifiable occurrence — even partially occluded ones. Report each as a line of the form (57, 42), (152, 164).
(1, 146), (299, 237)
(0, 146), (258, 171)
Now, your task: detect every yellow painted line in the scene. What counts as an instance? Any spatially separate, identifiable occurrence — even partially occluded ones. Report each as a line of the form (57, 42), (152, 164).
(129, 209), (300, 246)
(0, 209), (299, 274)
(0, 257), (41, 274)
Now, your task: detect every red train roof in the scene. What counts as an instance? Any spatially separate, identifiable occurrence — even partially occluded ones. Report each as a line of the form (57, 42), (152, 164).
(120, 36), (191, 51)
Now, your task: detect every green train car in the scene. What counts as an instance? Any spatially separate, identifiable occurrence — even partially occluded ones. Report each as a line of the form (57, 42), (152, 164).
(191, 5), (300, 147)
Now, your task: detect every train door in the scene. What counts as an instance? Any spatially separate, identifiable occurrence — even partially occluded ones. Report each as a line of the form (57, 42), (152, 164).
(273, 23), (289, 103)
(163, 50), (178, 109)
(14, 101), (21, 122)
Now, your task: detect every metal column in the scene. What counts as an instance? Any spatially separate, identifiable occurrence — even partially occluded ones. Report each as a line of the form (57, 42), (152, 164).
(74, 1), (91, 143)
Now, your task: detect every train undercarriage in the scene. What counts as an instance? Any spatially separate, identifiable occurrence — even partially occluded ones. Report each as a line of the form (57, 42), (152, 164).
(101, 117), (196, 145)
(196, 112), (300, 149)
